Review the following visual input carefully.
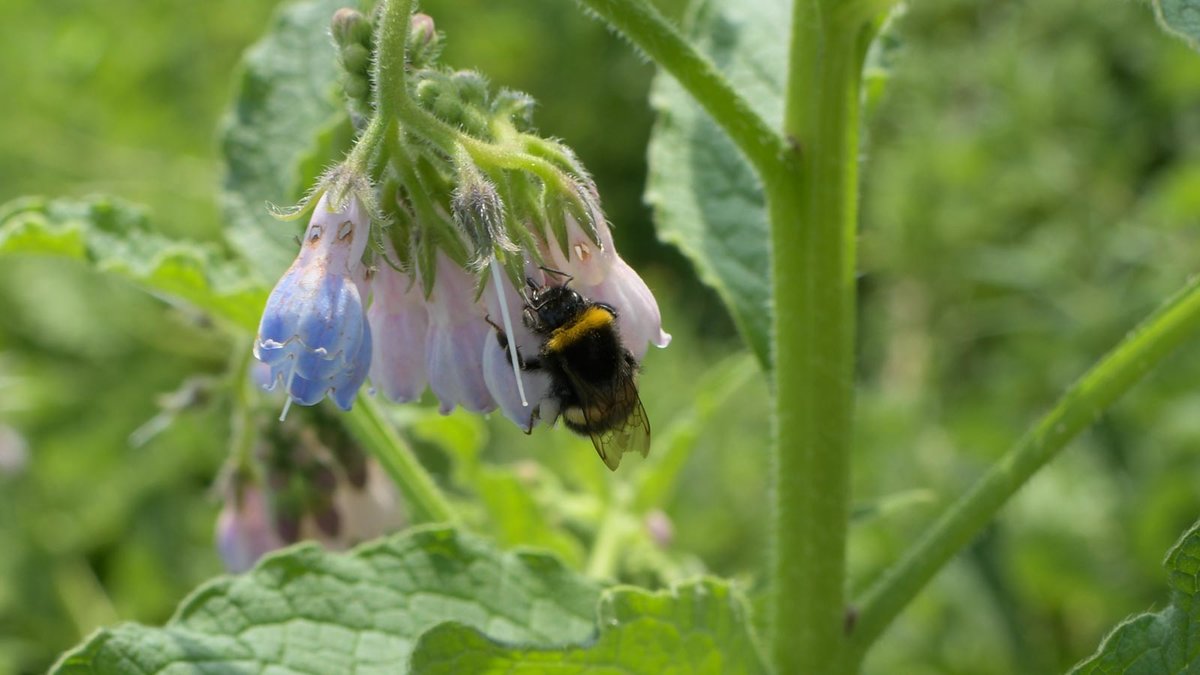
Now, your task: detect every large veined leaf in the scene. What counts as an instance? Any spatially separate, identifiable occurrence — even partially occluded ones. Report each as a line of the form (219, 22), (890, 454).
(0, 196), (266, 331)
(52, 528), (602, 674)
(1150, 0), (1200, 50)
(220, 0), (347, 280)
(1071, 518), (1200, 673)
(645, 0), (786, 368)
(410, 579), (768, 674)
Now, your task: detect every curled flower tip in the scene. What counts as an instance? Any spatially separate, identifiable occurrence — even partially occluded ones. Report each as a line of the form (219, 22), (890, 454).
(254, 191), (373, 417)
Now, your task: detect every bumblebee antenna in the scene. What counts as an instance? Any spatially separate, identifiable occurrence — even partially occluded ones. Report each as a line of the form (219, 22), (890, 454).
(539, 266), (573, 285)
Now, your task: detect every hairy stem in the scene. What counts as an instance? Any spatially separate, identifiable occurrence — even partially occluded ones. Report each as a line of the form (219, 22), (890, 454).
(373, 0), (415, 119)
(573, 0), (785, 174)
(766, 2), (864, 672)
(849, 276), (1200, 656)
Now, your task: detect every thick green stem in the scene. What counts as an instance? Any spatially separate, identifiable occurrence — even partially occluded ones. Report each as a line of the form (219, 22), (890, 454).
(344, 392), (459, 524)
(766, 3), (862, 673)
(373, 0), (414, 119)
(849, 275), (1200, 656)
(572, 0), (785, 175)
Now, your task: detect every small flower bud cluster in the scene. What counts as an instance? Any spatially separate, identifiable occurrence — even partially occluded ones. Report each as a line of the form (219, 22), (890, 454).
(214, 405), (405, 572)
(331, 8), (374, 121)
(252, 10), (670, 432)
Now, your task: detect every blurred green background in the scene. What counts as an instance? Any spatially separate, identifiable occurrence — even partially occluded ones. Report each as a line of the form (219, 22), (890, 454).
(3, 0), (1200, 673)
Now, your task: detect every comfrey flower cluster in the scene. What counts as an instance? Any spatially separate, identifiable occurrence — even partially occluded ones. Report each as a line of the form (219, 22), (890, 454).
(253, 10), (669, 434)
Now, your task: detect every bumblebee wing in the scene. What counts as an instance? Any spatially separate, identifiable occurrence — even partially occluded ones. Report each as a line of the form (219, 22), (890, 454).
(562, 363), (650, 471)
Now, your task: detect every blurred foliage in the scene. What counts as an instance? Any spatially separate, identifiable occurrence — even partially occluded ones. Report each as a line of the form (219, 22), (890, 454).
(2, 0), (1200, 673)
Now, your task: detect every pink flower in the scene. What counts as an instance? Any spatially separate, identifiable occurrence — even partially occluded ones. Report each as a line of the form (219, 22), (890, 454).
(367, 245), (429, 403)
(424, 253), (494, 413)
(539, 207), (671, 361)
(543, 212), (616, 287)
(580, 256), (672, 362)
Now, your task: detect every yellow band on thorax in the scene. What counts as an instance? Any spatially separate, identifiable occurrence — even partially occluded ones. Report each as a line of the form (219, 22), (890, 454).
(547, 306), (614, 351)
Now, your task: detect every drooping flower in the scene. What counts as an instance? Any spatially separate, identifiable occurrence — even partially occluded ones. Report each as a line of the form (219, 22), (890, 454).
(538, 194), (671, 361)
(447, 183), (670, 430)
(254, 190), (372, 416)
(424, 253), (495, 413)
(367, 243), (429, 403)
(215, 484), (282, 573)
(582, 256), (672, 362)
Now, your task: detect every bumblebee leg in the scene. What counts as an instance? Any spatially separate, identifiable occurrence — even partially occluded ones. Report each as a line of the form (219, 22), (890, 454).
(484, 315), (542, 371)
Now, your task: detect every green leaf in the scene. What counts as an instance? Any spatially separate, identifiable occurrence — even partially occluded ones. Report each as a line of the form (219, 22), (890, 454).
(410, 579), (768, 674)
(645, 0), (786, 368)
(476, 467), (586, 568)
(52, 527), (602, 674)
(1071, 518), (1200, 674)
(0, 196), (266, 331)
(1151, 0), (1200, 51)
(220, 0), (347, 280)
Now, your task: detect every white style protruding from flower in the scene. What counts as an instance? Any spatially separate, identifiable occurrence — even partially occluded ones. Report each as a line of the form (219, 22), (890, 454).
(254, 192), (373, 418)
(482, 265), (551, 430)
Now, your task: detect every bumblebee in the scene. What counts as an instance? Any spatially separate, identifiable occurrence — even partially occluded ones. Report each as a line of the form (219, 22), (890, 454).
(490, 275), (650, 471)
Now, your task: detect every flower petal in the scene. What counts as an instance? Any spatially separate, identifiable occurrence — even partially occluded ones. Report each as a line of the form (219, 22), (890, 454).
(368, 262), (429, 403)
(252, 191), (373, 410)
(584, 257), (671, 362)
(425, 254), (495, 413)
(544, 213), (616, 286)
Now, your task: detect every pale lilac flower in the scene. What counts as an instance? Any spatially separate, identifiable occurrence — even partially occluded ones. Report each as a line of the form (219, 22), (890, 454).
(581, 257), (672, 362)
(367, 244), (429, 403)
(215, 486), (283, 573)
(425, 253), (494, 413)
(254, 192), (372, 415)
(539, 206), (671, 361)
